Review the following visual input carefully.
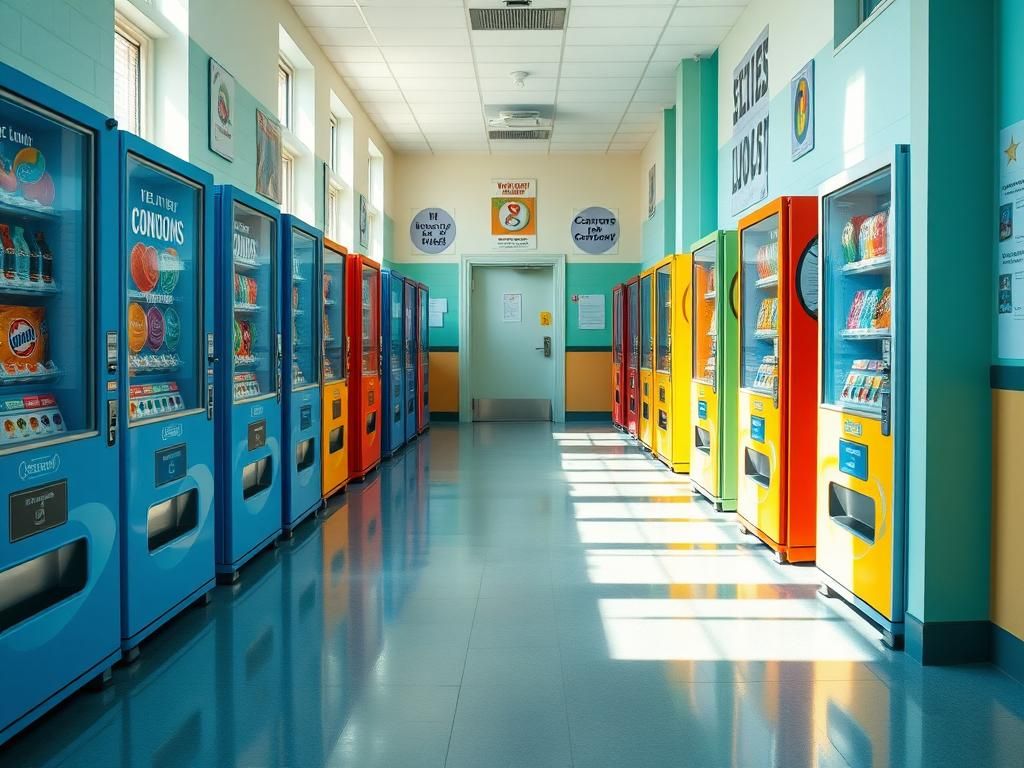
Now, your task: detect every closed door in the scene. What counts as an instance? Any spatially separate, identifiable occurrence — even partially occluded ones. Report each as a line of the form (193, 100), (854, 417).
(471, 265), (554, 421)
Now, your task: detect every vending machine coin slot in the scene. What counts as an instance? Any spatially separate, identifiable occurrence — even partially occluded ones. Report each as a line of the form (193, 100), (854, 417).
(247, 419), (267, 451)
(207, 384), (214, 420)
(106, 331), (118, 374)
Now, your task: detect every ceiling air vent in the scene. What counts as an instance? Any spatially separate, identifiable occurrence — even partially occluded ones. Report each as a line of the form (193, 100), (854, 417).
(470, 8), (567, 32)
(489, 129), (552, 140)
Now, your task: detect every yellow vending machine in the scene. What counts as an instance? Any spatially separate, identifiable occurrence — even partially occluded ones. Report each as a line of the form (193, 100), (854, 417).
(690, 231), (739, 510)
(652, 254), (693, 473)
(638, 268), (655, 450)
(816, 147), (909, 647)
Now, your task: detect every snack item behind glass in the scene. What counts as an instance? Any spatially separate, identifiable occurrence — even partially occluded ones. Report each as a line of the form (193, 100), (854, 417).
(0, 224), (15, 280)
(0, 305), (48, 374)
(841, 215), (867, 264)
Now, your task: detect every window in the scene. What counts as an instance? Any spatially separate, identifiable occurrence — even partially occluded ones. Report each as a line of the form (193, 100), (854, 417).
(834, 0), (892, 49)
(114, 18), (147, 136)
(327, 185), (340, 240)
(330, 116), (339, 172)
(367, 139), (384, 261)
(281, 151), (294, 214)
(326, 96), (354, 245)
(277, 59), (293, 130)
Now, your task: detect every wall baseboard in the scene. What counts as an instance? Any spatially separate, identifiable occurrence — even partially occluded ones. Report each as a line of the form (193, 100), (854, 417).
(565, 411), (612, 422)
(431, 412), (459, 422)
(992, 624), (1024, 683)
(991, 364), (1024, 390)
(905, 614), (991, 665)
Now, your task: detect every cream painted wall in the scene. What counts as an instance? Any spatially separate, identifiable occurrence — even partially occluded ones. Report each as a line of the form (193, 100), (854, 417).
(641, 127), (664, 212)
(391, 152), (644, 264)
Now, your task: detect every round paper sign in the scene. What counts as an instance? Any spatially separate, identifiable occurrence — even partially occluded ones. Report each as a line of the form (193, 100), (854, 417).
(571, 207), (619, 255)
(410, 208), (455, 255)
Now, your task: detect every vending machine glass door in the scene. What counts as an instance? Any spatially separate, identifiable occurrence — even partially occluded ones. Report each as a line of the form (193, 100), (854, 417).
(231, 203), (276, 402)
(693, 240), (719, 385)
(389, 277), (403, 374)
(822, 169), (892, 416)
(124, 154), (203, 424)
(322, 245), (344, 383)
(290, 228), (318, 390)
(418, 287), (428, 362)
(628, 281), (639, 366)
(613, 288), (622, 366)
(740, 214), (780, 393)
(640, 274), (652, 369)
(404, 281), (416, 372)
(361, 266), (379, 376)
(655, 268), (671, 373)
(0, 93), (95, 448)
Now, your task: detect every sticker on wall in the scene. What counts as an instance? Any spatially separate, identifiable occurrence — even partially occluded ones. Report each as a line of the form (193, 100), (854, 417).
(539, 311), (552, 327)
(492, 179), (537, 250)
(410, 207), (456, 255)
(358, 194), (369, 250)
(791, 60), (815, 160)
(255, 109), (281, 204)
(729, 25), (770, 215)
(209, 58), (235, 161)
(571, 207), (619, 255)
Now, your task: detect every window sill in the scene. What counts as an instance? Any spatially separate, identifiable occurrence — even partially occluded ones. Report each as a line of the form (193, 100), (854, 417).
(833, 0), (896, 55)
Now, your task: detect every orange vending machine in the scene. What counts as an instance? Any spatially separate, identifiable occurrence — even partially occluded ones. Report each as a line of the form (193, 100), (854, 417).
(321, 238), (349, 498)
(736, 196), (819, 563)
(612, 284), (625, 429)
(624, 276), (641, 437)
(346, 253), (382, 480)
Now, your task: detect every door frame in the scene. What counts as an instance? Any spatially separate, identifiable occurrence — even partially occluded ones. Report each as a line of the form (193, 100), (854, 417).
(459, 253), (566, 423)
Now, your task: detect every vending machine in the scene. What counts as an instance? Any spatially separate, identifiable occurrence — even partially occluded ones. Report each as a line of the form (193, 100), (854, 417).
(638, 268), (655, 449)
(281, 215), (322, 536)
(118, 132), (215, 658)
(611, 283), (625, 430)
(690, 230), (740, 510)
(346, 253), (381, 480)
(321, 238), (348, 499)
(0, 62), (122, 746)
(651, 254), (692, 473)
(416, 281), (430, 433)
(381, 267), (406, 457)
(213, 185), (282, 581)
(736, 197), (818, 563)
(624, 276), (640, 437)
(816, 148), (909, 646)
(403, 277), (418, 441)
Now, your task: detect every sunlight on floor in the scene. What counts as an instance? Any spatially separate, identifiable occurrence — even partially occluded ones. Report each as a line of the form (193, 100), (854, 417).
(575, 519), (749, 545)
(572, 500), (719, 520)
(584, 549), (823, 586)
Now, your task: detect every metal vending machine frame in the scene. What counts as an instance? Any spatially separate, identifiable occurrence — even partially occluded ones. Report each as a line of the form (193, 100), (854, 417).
(624, 275), (641, 438)
(736, 196), (819, 564)
(638, 267), (655, 449)
(652, 254), (693, 473)
(816, 147), (910, 647)
(213, 185), (283, 583)
(346, 253), (381, 480)
(611, 283), (625, 430)
(690, 230), (740, 511)
(416, 281), (430, 433)
(403, 277), (418, 441)
(0, 61), (122, 745)
(281, 215), (323, 536)
(118, 131), (215, 658)
(381, 267), (407, 457)
(321, 237), (348, 499)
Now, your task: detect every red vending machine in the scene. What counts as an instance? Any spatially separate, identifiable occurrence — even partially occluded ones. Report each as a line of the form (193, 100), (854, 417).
(415, 281), (429, 433)
(346, 253), (381, 480)
(612, 284), (625, 429)
(625, 275), (641, 437)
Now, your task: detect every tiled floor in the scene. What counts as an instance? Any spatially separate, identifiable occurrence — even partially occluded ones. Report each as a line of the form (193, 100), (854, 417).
(3, 422), (1024, 767)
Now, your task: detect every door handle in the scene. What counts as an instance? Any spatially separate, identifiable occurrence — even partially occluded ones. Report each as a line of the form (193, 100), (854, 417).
(534, 336), (552, 357)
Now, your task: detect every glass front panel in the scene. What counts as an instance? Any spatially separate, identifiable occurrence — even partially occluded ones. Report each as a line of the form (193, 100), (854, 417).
(404, 281), (415, 370)
(655, 269), (671, 373)
(290, 228), (317, 388)
(740, 214), (780, 392)
(361, 266), (378, 375)
(628, 282), (639, 367)
(231, 203), (275, 401)
(125, 154), (203, 423)
(0, 92), (94, 447)
(822, 167), (892, 414)
(322, 245), (344, 383)
(693, 240), (718, 384)
(640, 274), (652, 369)
(613, 289), (622, 365)
(389, 276), (402, 373)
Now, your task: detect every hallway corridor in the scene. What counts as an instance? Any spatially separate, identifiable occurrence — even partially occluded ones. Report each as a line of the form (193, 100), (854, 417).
(3, 423), (1024, 768)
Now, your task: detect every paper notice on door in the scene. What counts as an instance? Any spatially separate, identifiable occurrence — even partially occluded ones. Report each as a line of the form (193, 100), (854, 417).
(502, 293), (522, 323)
(428, 311), (443, 328)
(577, 294), (605, 330)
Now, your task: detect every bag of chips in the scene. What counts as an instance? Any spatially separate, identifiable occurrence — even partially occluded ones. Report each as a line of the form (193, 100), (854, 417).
(0, 305), (48, 374)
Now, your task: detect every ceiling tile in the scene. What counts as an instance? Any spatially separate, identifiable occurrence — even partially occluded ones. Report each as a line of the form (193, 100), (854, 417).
(659, 25), (732, 46)
(563, 45), (654, 62)
(380, 46), (473, 63)
(362, 6), (467, 28)
(388, 61), (477, 78)
(351, 89), (407, 103)
(398, 77), (478, 91)
(479, 76), (557, 92)
(344, 75), (401, 91)
(569, 5), (673, 27)
(481, 91), (556, 104)
(310, 26), (376, 46)
(473, 45), (563, 63)
(338, 62), (392, 78)
(558, 77), (640, 92)
(652, 44), (708, 61)
(475, 61), (561, 78)
(470, 30), (564, 47)
(373, 28), (470, 46)
(322, 46), (384, 63)
(405, 90), (483, 103)
(560, 61), (648, 78)
(295, 6), (364, 27)
(669, 5), (745, 27)
(565, 27), (663, 45)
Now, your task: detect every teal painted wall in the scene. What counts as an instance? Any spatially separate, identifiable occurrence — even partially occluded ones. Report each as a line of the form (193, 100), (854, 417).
(642, 203), (666, 267)
(663, 107), (676, 258)
(679, 55), (719, 250)
(566, 263), (639, 348)
(395, 263), (459, 348)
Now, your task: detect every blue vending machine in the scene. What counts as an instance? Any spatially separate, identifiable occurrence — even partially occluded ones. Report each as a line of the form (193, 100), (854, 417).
(119, 133), (215, 657)
(381, 268), (406, 457)
(0, 63), (122, 745)
(281, 215), (322, 536)
(213, 185), (282, 582)
(403, 278), (417, 441)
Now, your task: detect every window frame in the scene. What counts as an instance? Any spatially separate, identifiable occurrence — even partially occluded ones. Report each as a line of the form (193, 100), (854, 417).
(113, 15), (150, 138)
(281, 149), (295, 215)
(277, 57), (294, 131)
(834, 0), (895, 52)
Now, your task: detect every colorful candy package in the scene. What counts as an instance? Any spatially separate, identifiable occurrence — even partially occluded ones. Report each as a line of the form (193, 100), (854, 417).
(0, 305), (48, 373)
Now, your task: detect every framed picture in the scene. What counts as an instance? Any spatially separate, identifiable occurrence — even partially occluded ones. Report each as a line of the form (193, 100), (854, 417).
(791, 60), (815, 160)
(358, 193), (369, 249)
(255, 109), (282, 204)
(209, 58), (235, 161)
(648, 164), (656, 220)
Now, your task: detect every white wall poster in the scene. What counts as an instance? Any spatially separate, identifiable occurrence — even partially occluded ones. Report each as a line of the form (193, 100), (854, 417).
(491, 179), (537, 250)
(730, 26), (770, 215)
(998, 120), (1024, 359)
(209, 58), (234, 161)
(577, 294), (606, 330)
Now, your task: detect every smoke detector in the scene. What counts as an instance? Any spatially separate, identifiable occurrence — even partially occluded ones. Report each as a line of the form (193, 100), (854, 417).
(510, 71), (528, 89)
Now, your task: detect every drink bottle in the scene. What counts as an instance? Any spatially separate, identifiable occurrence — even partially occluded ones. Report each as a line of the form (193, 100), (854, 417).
(0, 224), (15, 280)
(12, 226), (31, 281)
(34, 231), (53, 282)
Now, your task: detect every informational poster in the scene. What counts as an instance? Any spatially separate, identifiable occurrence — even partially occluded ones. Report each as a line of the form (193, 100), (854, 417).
(428, 312), (443, 328)
(502, 293), (522, 323)
(492, 179), (536, 250)
(255, 109), (281, 203)
(648, 165), (656, 219)
(428, 298), (448, 314)
(209, 58), (235, 161)
(791, 60), (814, 160)
(572, 207), (619, 255)
(410, 207), (455, 255)
(730, 26), (770, 215)
(577, 294), (605, 330)
(998, 119), (1024, 358)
